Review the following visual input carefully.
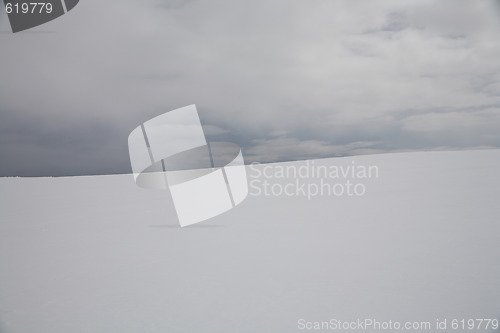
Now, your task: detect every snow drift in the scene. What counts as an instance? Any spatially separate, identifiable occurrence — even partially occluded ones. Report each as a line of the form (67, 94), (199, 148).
(0, 150), (499, 333)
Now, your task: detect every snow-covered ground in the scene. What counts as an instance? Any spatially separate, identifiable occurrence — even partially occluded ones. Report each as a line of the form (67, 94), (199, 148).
(0, 150), (499, 333)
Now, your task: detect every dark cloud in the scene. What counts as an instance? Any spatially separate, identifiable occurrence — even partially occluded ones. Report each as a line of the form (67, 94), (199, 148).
(0, 109), (131, 176)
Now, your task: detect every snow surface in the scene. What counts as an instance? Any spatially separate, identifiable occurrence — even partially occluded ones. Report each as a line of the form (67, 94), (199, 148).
(0, 150), (499, 333)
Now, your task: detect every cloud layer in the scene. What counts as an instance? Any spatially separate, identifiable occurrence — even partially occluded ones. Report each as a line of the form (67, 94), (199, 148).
(1, 0), (500, 176)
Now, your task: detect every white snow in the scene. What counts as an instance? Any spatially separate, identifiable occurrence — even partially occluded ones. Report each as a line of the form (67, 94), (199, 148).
(0, 150), (499, 333)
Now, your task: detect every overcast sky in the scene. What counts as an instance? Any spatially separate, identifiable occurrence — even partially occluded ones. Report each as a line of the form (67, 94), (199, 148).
(1, 0), (500, 176)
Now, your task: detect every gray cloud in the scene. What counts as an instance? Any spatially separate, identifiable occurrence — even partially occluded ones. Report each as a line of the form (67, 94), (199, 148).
(1, 0), (500, 176)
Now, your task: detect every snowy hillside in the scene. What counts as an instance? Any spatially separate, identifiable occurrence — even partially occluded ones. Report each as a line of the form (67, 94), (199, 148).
(0, 150), (499, 333)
